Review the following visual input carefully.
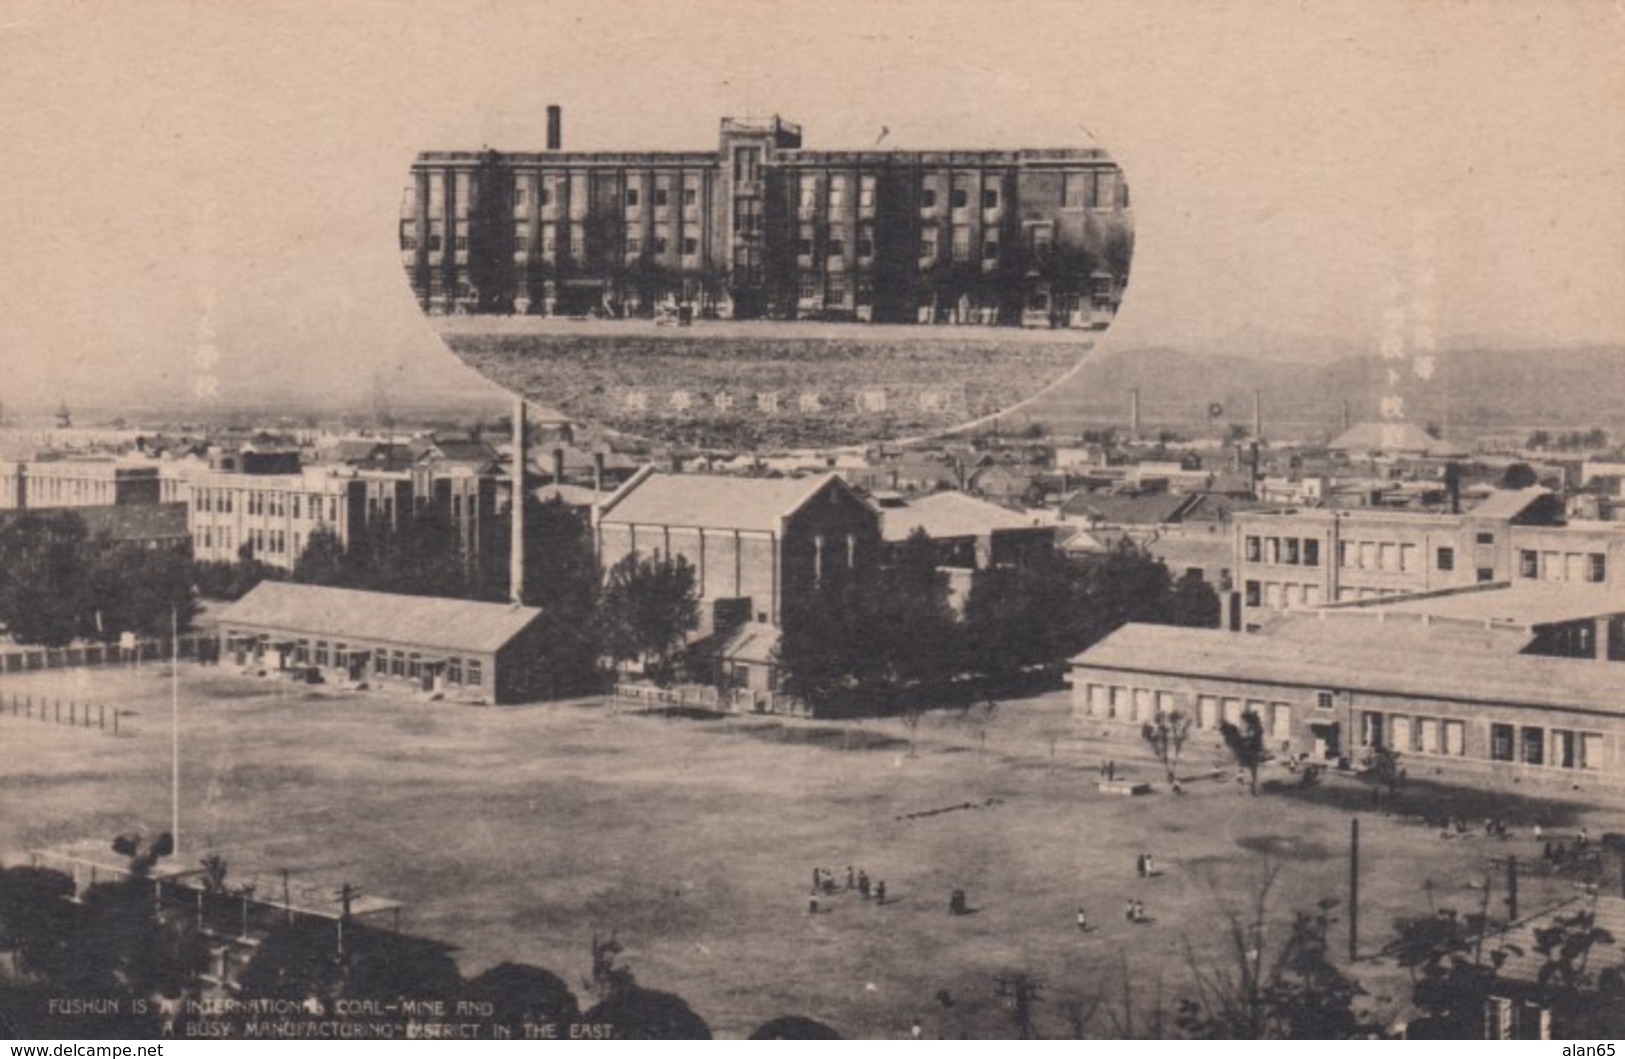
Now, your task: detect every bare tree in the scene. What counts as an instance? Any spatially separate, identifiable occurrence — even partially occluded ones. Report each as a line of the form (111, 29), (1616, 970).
(1141, 710), (1193, 787)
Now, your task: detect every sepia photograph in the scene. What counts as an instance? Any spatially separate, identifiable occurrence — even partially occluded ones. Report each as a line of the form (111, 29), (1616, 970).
(2, 0), (1624, 1043)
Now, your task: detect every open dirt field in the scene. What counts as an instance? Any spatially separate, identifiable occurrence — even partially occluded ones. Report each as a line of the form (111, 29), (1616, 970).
(3, 663), (1623, 1038)
(438, 317), (1094, 449)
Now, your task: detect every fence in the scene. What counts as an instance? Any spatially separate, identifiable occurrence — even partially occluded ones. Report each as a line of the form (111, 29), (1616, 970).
(0, 634), (215, 674)
(2, 690), (123, 734)
(611, 681), (809, 717)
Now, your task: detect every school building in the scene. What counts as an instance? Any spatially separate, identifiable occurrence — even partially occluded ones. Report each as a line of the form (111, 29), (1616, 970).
(1069, 614), (1625, 784)
(217, 582), (549, 704)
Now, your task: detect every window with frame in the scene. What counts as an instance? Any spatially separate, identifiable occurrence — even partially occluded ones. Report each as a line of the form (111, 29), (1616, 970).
(828, 175), (847, 209)
(1245, 535), (1261, 562)
(683, 186), (697, 207)
(798, 174), (818, 208)
(983, 188), (999, 209)
(951, 226), (971, 261)
(1244, 580), (1261, 607)
(1436, 546), (1455, 571)
(1476, 531), (1495, 545)
(827, 238), (845, 257)
(1476, 567), (1494, 583)
(447, 658), (462, 684)
(454, 235), (468, 252)
(466, 660), (482, 687)
(982, 239), (999, 260)
(733, 146), (760, 183)
(626, 235), (642, 256)
(1489, 723), (1515, 762)
(654, 187), (669, 208)
(798, 237), (814, 257)
(682, 236), (698, 256)
(512, 187), (525, 206)
(1303, 539), (1320, 567)
(859, 175), (875, 208)
(538, 187), (551, 207)
(857, 230), (874, 258)
(920, 187), (937, 210)
(1316, 690), (1334, 711)
(1588, 552), (1606, 583)
(797, 273), (821, 300)
(400, 234), (418, 252)
(1063, 171), (1089, 208)
(1519, 549), (1538, 578)
(919, 235), (937, 258)
(1284, 538), (1300, 565)
(626, 187), (640, 208)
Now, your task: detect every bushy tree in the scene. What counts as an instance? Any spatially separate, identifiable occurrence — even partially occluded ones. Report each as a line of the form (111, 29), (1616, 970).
(1142, 710), (1193, 787)
(464, 962), (580, 1036)
(0, 511), (93, 646)
(598, 551), (699, 685)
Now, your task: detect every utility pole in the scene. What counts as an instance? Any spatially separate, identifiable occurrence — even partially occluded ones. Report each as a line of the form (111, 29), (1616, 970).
(993, 972), (1043, 1039)
(1348, 816), (1360, 962)
(510, 396), (526, 604)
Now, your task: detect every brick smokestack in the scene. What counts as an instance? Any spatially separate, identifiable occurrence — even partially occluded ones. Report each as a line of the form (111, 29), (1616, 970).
(1129, 388), (1141, 441)
(547, 105), (562, 151)
(510, 396), (526, 604)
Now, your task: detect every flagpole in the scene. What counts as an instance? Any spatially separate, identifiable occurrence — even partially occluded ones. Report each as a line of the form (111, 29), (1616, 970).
(171, 605), (180, 852)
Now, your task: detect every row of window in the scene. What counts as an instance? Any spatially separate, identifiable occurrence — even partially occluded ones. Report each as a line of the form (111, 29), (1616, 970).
(287, 639), (484, 687)
(1079, 682), (1294, 741)
(1357, 711), (1467, 757)
(1243, 535), (1322, 567)
(1487, 722), (1600, 769)
(1242, 580), (1325, 609)
(1518, 548), (1606, 583)
(623, 186), (700, 210)
(406, 167), (1128, 220)
(194, 488), (341, 523)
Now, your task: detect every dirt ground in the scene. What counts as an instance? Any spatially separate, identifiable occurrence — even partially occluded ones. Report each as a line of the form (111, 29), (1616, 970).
(3, 663), (1622, 1039)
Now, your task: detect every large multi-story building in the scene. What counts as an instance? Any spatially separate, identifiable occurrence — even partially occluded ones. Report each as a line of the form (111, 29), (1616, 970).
(403, 110), (1131, 324)
(1228, 487), (1625, 625)
(0, 457), (163, 510)
(187, 464), (500, 575)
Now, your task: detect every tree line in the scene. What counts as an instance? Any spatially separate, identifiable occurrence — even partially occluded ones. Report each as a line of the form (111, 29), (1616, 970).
(0, 511), (197, 648)
(779, 535), (1219, 716)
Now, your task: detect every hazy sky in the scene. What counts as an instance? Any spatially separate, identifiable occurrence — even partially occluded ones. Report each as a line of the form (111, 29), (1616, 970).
(1, 0), (1621, 413)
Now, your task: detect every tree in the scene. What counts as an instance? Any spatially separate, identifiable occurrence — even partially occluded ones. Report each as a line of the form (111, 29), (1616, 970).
(749, 1015), (841, 1039)
(597, 551), (700, 685)
(1219, 710), (1268, 795)
(517, 498), (605, 697)
(0, 511), (92, 646)
(464, 962), (580, 1036)
(1165, 571), (1221, 629)
(1364, 744), (1404, 795)
(0, 866), (75, 979)
(1500, 462), (1539, 490)
(963, 547), (1090, 682)
(291, 525), (350, 587)
(869, 528), (960, 699)
(1177, 868), (1369, 1039)
(1141, 710), (1193, 787)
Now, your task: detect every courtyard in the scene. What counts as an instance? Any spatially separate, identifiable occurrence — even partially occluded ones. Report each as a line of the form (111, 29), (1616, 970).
(2, 661), (1622, 1038)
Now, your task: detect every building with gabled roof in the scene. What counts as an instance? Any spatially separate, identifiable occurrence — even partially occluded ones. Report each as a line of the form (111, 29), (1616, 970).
(594, 469), (880, 631)
(217, 581), (549, 703)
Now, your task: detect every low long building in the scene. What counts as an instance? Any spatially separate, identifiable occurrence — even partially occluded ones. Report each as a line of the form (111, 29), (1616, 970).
(217, 582), (548, 704)
(1070, 619), (1622, 782)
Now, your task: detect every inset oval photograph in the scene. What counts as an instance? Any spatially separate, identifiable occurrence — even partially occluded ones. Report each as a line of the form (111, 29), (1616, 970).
(400, 108), (1133, 450)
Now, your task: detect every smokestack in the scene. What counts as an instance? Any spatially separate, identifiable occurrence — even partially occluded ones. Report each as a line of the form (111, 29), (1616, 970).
(1253, 389), (1263, 443)
(1249, 441), (1260, 500)
(552, 446), (565, 485)
(510, 396), (526, 604)
(546, 105), (562, 151)
(1342, 398), (1351, 432)
(593, 450), (606, 493)
(1129, 388), (1141, 441)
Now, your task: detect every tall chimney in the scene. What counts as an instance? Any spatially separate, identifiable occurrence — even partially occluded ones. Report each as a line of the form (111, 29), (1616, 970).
(1129, 388), (1141, 441)
(1253, 389), (1263, 442)
(1342, 398), (1351, 432)
(593, 450), (606, 493)
(552, 446), (565, 485)
(546, 105), (562, 151)
(510, 396), (527, 604)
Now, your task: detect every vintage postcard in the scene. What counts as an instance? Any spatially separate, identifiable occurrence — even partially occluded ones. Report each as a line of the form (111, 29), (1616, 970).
(1, 0), (1623, 1043)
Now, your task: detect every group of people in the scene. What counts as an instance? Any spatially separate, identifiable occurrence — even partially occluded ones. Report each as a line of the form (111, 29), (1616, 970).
(1135, 852), (1158, 878)
(807, 865), (887, 913)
